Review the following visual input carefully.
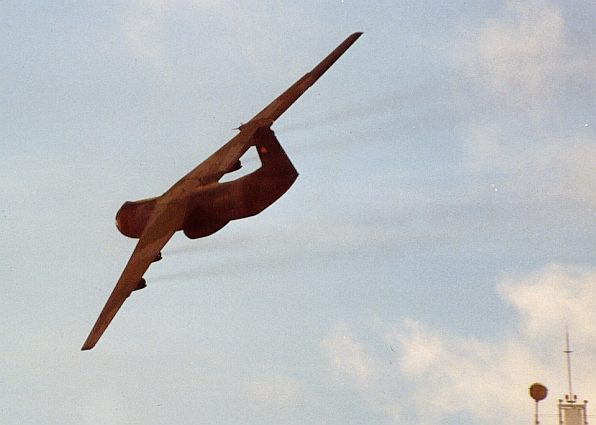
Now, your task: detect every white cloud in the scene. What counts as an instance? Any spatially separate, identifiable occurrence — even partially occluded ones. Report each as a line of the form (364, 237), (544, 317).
(461, 127), (596, 206)
(457, 0), (568, 108)
(322, 264), (596, 425)
(322, 322), (401, 421)
(322, 321), (380, 387)
(499, 264), (596, 346)
(119, 0), (318, 80)
(396, 320), (444, 377)
(454, 0), (596, 206)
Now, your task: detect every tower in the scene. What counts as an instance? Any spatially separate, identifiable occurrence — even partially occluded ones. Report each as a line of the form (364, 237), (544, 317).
(558, 331), (588, 425)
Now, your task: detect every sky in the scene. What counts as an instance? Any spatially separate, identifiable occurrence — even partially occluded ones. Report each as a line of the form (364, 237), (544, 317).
(1, 1), (595, 424)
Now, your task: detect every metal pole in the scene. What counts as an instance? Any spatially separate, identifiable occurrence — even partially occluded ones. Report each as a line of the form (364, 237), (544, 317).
(565, 329), (574, 398)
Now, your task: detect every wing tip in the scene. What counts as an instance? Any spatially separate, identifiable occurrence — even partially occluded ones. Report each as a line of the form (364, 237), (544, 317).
(81, 339), (96, 351)
(348, 32), (363, 42)
(81, 328), (101, 351)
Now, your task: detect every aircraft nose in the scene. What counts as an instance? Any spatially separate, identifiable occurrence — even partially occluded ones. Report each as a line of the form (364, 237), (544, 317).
(115, 207), (123, 232)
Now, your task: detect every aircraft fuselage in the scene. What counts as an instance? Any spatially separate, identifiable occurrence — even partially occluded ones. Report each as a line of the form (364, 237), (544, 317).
(115, 127), (298, 240)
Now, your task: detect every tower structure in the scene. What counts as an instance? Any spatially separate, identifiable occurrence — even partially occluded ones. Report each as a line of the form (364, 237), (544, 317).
(558, 331), (588, 425)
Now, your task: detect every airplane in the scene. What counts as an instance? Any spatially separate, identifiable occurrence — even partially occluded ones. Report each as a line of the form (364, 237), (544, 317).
(82, 32), (363, 351)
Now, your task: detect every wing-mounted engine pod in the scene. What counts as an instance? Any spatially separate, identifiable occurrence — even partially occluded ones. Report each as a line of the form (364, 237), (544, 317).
(115, 197), (158, 238)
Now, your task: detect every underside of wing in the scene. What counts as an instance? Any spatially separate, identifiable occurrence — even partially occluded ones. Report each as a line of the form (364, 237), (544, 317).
(81, 199), (186, 350)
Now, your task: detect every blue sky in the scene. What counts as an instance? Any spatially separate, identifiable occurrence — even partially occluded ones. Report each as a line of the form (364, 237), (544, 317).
(1, 1), (594, 424)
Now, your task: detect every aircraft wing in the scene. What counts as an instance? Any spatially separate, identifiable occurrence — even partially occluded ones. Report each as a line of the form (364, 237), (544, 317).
(176, 32), (362, 187)
(81, 199), (186, 350)
(176, 122), (268, 187)
(249, 32), (362, 124)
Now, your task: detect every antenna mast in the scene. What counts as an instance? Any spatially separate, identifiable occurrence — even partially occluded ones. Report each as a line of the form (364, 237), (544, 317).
(564, 327), (574, 400)
(530, 330), (589, 425)
(558, 329), (588, 425)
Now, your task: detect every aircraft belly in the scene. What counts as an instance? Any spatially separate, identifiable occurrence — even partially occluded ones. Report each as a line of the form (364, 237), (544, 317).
(181, 169), (296, 238)
(228, 171), (298, 219)
(182, 185), (228, 238)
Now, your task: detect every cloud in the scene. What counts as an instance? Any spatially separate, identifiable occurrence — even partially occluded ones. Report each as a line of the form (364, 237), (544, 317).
(453, 0), (596, 206)
(499, 264), (596, 345)
(120, 0), (317, 80)
(322, 263), (596, 425)
(322, 322), (381, 387)
(461, 125), (596, 206)
(322, 322), (401, 422)
(456, 0), (569, 108)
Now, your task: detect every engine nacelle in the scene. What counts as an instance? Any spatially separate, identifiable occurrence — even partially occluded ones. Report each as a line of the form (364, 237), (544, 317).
(133, 278), (147, 291)
(115, 197), (158, 238)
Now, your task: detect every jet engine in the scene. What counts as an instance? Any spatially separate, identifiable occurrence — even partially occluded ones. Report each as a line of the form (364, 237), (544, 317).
(133, 278), (146, 291)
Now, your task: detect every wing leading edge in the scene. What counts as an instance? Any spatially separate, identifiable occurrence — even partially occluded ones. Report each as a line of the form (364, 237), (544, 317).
(82, 33), (362, 350)
(249, 32), (363, 124)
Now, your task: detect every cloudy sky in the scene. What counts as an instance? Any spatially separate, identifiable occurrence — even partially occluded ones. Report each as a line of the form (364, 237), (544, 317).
(1, 1), (594, 424)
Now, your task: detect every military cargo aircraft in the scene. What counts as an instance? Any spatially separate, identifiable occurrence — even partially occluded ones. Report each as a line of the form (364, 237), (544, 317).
(82, 32), (362, 350)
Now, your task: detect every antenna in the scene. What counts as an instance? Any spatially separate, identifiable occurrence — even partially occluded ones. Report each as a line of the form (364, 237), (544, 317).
(558, 330), (587, 425)
(564, 327), (574, 401)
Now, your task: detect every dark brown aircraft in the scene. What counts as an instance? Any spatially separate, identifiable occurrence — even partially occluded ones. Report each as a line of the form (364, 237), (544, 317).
(82, 32), (362, 350)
